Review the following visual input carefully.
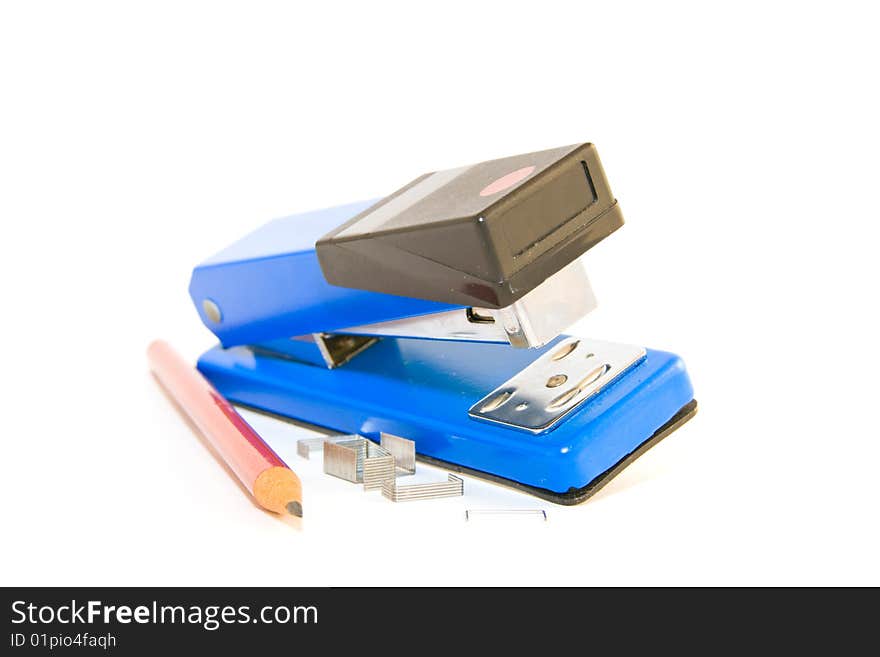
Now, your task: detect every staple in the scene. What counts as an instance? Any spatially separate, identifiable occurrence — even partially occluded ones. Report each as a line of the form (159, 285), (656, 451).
(323, 437), (395, 491)
(297, 436), (328, 459)
(379, 432), (416, 475)
(361, 449), (395, 491)
(464, 509), (548, 521)
(296, 434), (359, 460)
(381, 474), (463, 502)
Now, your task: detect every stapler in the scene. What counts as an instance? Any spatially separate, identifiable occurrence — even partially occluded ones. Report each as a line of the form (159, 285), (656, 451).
(189, 143), (696, 504)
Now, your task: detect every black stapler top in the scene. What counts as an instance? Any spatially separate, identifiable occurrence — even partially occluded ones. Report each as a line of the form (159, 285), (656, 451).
(317, 142), (622, 308)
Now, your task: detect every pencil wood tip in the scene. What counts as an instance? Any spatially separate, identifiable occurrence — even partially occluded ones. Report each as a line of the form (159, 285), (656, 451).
(286, 501), (303, 517)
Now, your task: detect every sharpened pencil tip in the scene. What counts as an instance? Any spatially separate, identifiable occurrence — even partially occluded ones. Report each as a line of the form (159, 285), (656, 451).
(286, 501), (303, 517)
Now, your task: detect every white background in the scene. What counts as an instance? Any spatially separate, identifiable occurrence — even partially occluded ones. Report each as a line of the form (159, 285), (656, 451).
(1, 1), (878, 586)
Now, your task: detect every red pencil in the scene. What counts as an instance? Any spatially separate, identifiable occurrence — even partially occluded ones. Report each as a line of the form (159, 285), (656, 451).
(147, 340), (303, 517)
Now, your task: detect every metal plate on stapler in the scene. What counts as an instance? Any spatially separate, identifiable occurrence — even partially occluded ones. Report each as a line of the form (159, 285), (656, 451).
(468, 337), (646, 434)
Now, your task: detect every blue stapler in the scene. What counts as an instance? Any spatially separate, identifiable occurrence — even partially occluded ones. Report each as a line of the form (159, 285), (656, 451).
(189, 143), (696, 504)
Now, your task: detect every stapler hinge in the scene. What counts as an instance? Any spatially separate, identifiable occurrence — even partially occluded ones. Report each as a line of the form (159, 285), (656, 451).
(323, 257), (597, 351)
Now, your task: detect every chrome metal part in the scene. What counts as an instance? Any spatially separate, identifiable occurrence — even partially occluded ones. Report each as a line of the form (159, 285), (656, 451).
(468, 337), (646, 433)
(252, 334), (377, 369)
(202, 299), (222, 323)
(335, 258), (596, 349)
(380, 433), (416, 475)
(381, 474), (464, 502)
(335, 308), (509, 344)
(312, 333), (378, 368)
(487, 258), (597, 348)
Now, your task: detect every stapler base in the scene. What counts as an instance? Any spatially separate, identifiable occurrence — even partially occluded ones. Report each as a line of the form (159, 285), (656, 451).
(197, 336), (695, 503)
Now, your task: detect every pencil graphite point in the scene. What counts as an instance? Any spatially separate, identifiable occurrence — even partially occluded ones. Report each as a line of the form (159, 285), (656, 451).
(286, 501), (303, 517)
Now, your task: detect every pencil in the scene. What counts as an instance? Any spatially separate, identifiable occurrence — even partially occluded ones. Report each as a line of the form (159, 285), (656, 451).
(147, 340), (303, 517)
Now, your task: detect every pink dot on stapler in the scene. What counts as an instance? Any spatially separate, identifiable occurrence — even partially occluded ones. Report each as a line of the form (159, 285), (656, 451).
(479, 165), (536, 196)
